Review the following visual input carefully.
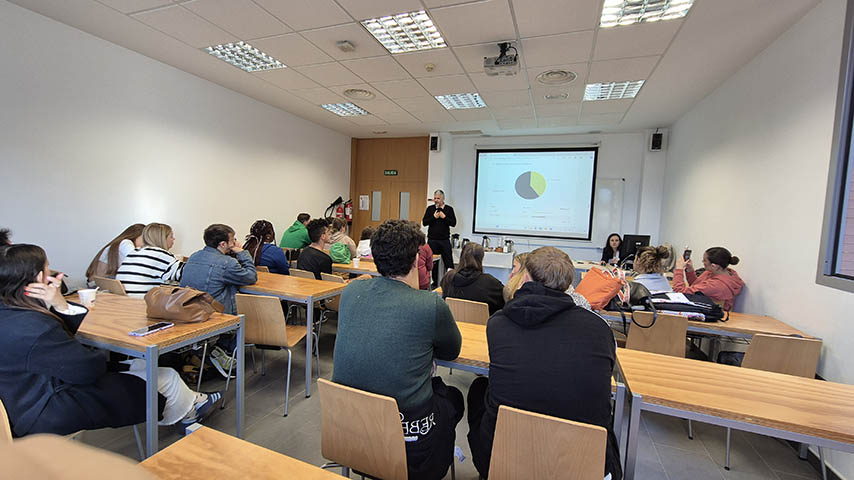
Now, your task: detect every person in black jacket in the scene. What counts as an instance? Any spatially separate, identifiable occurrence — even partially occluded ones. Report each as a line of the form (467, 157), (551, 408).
(467, 246), (622, 480)
(422, 190), (456, 286)
(0, 244), (220, 437)
(600, 233), (624, 265)
(441, 242), (504, 315)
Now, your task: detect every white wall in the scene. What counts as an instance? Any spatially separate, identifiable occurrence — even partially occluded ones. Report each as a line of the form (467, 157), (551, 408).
(0, 1), (351, 288)
(438, 133), (659, 261)
(661, 0), (853, 475)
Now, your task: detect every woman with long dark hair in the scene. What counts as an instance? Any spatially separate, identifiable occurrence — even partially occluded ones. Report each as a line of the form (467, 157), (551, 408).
(242, 220), (289, 274)
(0, 244), (220, 437)
(600, 233), (623, 265)
(86, 224), (144, 281)
(441, 242), (505, 314)
(673, 246), (744, 311)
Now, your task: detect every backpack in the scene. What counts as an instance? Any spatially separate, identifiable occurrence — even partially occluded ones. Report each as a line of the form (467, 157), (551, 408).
(329, 242), (352, 264)
(641, 291), (726, 322)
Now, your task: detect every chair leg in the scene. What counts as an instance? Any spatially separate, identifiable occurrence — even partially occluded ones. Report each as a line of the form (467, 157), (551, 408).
(342, 466), (350, 477)
(724, 427), (731, 470)
(132, 424), (145, 461)
(222, 346), (238, 409)
(261, 349), (266, 376)
(819, 447), (827, 480)
(284, 348), (292, 417)
(450, 457), (456, 480)
(196, 341), (208, 391)
(250, 345), (257, 374)
(687, 419), (694, 440)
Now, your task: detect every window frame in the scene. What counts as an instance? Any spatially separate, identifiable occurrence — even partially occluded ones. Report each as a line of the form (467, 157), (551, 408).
(817, 0), (854, 293)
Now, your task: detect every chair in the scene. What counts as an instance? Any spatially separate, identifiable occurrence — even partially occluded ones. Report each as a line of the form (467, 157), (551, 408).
(91, 276), (127, 295)
(446, 297), (490, 325)
(235, 294), (317, 416)
(289, 268), (316, 279)
(320, 273), (345, 312)
(317, 378), (408, 480)
(488, 405), (606, 480)
(723, 334), (824, 476)
(0, 397), (12, 444)
(256, 265), (270, 273)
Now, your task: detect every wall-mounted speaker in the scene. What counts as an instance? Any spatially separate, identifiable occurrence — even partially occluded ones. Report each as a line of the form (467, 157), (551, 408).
(649, 131), (664, 152)
(429, 135), (441, 152)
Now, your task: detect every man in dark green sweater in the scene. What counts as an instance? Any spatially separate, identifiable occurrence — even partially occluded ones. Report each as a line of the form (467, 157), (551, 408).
(333, 220), (463, 480)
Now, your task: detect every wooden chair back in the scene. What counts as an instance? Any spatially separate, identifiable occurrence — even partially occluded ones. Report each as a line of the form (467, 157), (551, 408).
(235, 294), (305, 348)
(256, 265), (270, 273)
(626, 311), (687, 358)
(743, 334), (822, 378)
(317, 379), (407, 480)
(446, 297), (490, 325)
(92, 276), (127, 296)
(0, 397), (12, 444)
(289, 269), (316, 280)
(488, 405), (606, 480)
(320, 273), (345, 311)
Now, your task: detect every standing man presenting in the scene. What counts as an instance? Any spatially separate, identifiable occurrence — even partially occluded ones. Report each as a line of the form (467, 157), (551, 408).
(422, 189), (456, 287)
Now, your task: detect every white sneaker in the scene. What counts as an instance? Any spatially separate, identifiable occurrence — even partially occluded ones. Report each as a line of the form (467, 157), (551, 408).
(209, 346), (236, 379)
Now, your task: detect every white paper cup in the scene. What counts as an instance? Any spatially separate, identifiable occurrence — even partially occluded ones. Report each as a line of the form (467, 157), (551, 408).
(78, 289), (97, 308)
(353, 258), (361, 268)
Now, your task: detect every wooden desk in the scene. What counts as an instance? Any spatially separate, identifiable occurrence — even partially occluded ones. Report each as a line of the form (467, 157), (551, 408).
(600, 310), (811, 339)
(332, 260), (380, 276)
(617, 348), (854, 480)
(76, 293), (245, 458)
(239, 272), (345, 397)
(141, 427), (340, 479)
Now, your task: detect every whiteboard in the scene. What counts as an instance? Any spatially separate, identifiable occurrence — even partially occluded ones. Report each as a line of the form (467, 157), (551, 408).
(591, 178), (624, 245)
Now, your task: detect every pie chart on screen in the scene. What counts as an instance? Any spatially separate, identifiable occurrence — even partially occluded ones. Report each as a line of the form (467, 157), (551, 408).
(515, 171), (547, 199)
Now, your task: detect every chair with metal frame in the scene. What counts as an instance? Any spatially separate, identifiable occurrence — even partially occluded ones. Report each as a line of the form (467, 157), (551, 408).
(445, 297), (490, 325)
(92, 276), (127, 295)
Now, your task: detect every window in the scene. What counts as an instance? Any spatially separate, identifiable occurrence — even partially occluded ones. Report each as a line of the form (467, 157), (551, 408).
(818, 0), (854, 291)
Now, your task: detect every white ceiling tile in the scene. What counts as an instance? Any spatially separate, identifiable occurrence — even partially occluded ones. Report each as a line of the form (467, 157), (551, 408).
(452, 42), (517, 73)
(422, 0), (476, 6)
(531, 83), (584, 104)
(253, 68), (321, 89)
(408, 109), (455, 122)
(537, 116), (578, 127)
(290, 87), (346, 104)
(97, 0), (172, 14)
(449, 108), (493, 121)
(469, 71), (530, 92)
(417, 74), (475, 95)
(373, 111), (421, 124)
(430, 0), (516, 47)
(497, 118), (537, 130)
(581, 99), (634, 115)
(394, 49), (463, 78)
(351, 99), (407, 114)
(490, 104), (534, 119)
(294, 62), (364, 86)
(253, 0), (352, 31)
(587, 56), (659, 83)
(534, 102), (580, 117)
(396, 97), (446, 112)
(300, 23), (389, 60)
(251, 33), (334, 66)
(335, 0), (423, 21)
(512, 0), (600, 38)
(593, 20), (683, 61)
(184, 0), (290, 40)
(132, 5), (236, 48)
(479, 89), (531, 108)
(521, 31), (594, 67)
(371, 79), (432, 98)
(340, 56), (411, 82)
(345, 114), (389, 125)
(579, 112), (624, 125)
(327, 83), (389, 101)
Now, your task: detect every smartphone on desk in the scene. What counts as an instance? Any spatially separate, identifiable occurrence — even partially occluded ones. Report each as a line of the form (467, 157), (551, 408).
(129, 322), (174, 337)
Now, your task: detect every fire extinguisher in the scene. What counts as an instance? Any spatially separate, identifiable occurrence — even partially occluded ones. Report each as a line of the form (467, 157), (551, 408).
(344, 199), (353, 223)
(334, 203), (345, 219)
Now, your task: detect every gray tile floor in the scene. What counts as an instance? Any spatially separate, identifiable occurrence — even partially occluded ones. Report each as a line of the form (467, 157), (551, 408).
(79, 319), (823, 480)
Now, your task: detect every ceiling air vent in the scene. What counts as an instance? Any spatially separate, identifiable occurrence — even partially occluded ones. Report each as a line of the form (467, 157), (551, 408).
(343, 88), (375, 100)
(536, 70), (577, 86)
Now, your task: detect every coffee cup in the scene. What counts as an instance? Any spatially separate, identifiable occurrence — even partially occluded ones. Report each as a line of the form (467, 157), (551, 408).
(78, 288), (97, 308)
(353, 258), (361, 268)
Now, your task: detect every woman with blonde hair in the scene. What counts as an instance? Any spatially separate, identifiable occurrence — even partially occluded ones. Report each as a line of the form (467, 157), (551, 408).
(85, 224), (144, 281)
(116, 223), (184, 297)
(504, 251), (592, 311)
(632, 245), (673, 293)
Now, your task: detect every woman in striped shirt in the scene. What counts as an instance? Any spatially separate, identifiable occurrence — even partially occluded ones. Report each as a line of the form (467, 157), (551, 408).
(116, 223), (184, 297)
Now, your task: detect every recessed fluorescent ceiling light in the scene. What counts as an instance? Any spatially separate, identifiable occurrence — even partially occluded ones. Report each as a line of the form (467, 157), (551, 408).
(362, 11), (446, 53)
(322, 103), (370, 116)
(435, 93), (486, 110)
(584, 81), (645, 100)
(600, 0), (694, 28)
(204, 41), (285, 72)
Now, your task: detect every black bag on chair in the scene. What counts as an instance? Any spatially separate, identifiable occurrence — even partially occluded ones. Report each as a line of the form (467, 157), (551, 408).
(641, 292), (726, 322)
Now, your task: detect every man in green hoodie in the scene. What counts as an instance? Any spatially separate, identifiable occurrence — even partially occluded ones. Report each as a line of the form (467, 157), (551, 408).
(279, 213), (311, 248)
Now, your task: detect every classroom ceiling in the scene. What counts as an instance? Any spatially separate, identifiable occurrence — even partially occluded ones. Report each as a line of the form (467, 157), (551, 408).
(11, 0), (819, 138)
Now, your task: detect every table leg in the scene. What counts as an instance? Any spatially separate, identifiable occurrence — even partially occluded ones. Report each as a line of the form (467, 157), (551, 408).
(145, 345), (159, 458)
(614, 382), (626, 453)
(305, 297), (313, 398)
(623, 393), (642, 480)
(236, 315), (245, 438)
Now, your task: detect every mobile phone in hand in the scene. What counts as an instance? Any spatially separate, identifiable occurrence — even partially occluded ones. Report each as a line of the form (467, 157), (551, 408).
(683, 249), (692, 261)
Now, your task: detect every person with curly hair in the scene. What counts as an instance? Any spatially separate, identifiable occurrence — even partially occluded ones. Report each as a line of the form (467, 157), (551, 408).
(242, 220), (289, 274)
(332, 219), (463, 480)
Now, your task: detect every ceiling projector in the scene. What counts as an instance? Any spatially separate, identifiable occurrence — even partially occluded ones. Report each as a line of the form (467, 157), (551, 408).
(483, 42), (519, 77)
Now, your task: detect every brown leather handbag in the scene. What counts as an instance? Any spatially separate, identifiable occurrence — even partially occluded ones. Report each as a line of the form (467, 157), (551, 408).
(144, 286), (224, 323)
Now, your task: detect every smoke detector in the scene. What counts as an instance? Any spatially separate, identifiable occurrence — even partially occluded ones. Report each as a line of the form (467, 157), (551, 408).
(336, 40), (355, 52)
(343, 88), (375, 100)
(543, 93), (569, 101)
(536, 69), (577, 86)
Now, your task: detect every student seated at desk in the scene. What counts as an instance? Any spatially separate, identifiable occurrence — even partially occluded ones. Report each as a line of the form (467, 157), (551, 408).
(632, 245), (673, 294)
(333, 220), (463, 480)
(416, 232), (433, 290)
(242, 220), (289, 275)
(279, 213), (311, 249)
(356, 226), (374, 258)
(117, 223), (184, 297)
(297, 219), (333, 280)
(441, 243), (504, 315)
(85, 223), (145, 281)
(467, 247), (621, 480)
(504, 252), (592, 311)
(673, 247), (744, 311)
(0, 244), (221, 437)
(329, 218), (357, 258)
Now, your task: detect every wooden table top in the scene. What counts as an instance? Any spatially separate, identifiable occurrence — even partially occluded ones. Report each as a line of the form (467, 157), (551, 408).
(617, 348), (854, 444)
(140, 427), (341, 480)
(241, 271), (346, 301)
(602, 310), (811, 338)
(451, 322), (489, 370)
(76, 293), (241, 352)
(332, 260), (379, 275)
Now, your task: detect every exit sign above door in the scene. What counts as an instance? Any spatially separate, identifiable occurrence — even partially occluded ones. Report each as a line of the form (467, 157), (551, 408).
(383, 169), (398, 176)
